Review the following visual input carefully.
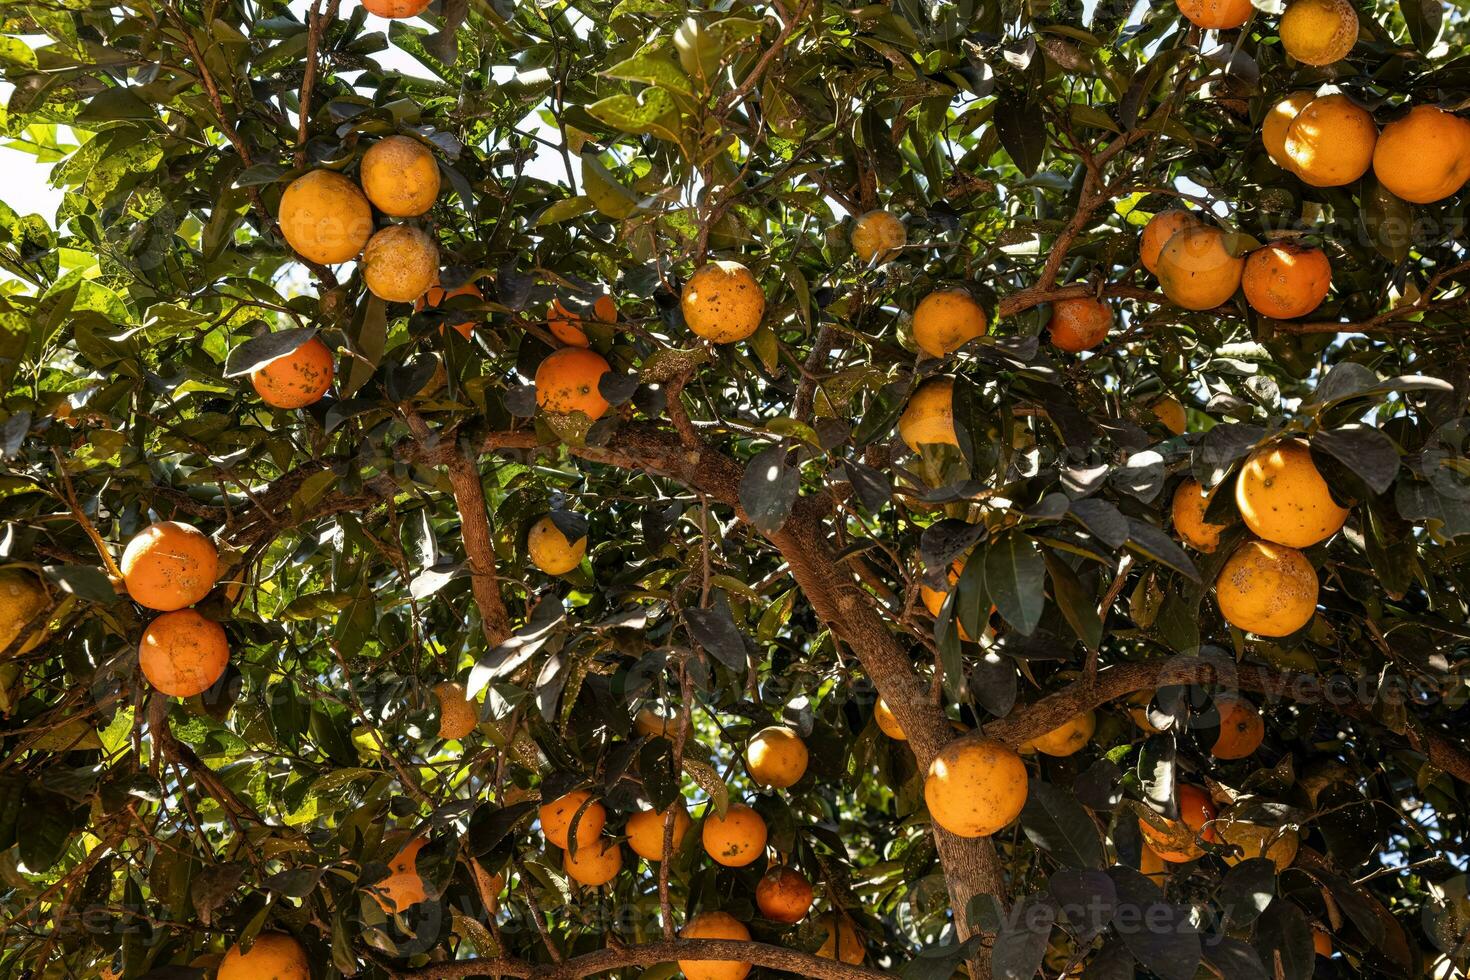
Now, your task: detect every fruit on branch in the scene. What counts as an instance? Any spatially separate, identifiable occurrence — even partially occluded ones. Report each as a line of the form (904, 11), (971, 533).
(1215, 811), (1299, 870)
(1262, 91), (1317, 169)
(755, 865), (814, 923)
(1215, 539), (1318, 637)
(1139, 209), (1199, 276)
(678, 912), (753, 980)
(0, 568), (48, 654)
(527, 515), (588, 575)
(433, 681), (477, 740)
(1174, 0), (1252, 29)
(278, 170), (374, 265)
(1154, 225), (1245, 311)
(563, 836), (623, 886)
(701, 802), (767, 867)
(634, 705), (674, 737)
(218, 932), (309, 980)
(534, 347), (612, 420)
(1282, 94), (1378, 187)
(1150, 395), (1188, 435)
(540, 789), (606, 849)
(850, 209), (907, 264)
(874, 697), (905, 740)
(362, 0), (432, 17)
(418, 280), (482, 340)
(1171, 478), (1227, 553)
(121, 521), (218, 612)
(1029, 710), (1096, 757)
(1139, 783), (1217, 863)
(681, 261), (765, 343)
(360, 135), (440, 217)
(626, 805), (692, 861)
(362, 225), (438, 303)
(250, 335), (335, 409)
(924, 737), (1028, 838)
(1126, 692), (1165, 735)
(139, 609), (229, 697)
(1242, 243), (1331, 319)
(1372, 105), (1470, 204)
(1279, 0), (1359, 66)
(745, 725), (809, 788)
(1047, 296), (1113, 352)
(546, 295), (619, 347)
(912, 287), (987, 358)
(919, 558), (970, 641)
(815, 912), (866, 964)
(898, 377), (958, 452)
(1235, 440), (1349, 547)
(1210, 695), (1265, 759)
(373, 836), (429, 913)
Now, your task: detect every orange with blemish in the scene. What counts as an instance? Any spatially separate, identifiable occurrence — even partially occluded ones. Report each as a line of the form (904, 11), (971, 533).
(251, 336), (335, 409)
(121, 521), (218, 611)
(535, 347), (611, 419)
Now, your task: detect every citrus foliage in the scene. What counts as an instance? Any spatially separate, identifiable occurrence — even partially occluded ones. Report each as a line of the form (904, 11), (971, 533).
(1, 0), (1470, 979)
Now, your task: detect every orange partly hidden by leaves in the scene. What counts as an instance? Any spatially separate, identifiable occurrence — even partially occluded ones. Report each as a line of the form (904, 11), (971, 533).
(1029, 711), (1096, 757)
(535, 347), (611, 419)
(433, 681), (477, 740)
(418, 280), (482, 339)
(1139, 784), (1217, 863)
(360, 135), (439, 217)
(1150, 395), (1188, 435)
(563, 837), (622, 886)
(539, 789), (605, 850)
(1171, 478), (1228, 553)
(1263, 92), (1317, 169)
(251, 336), (335, 409)
(361, 0), (432, 17)
(121, 521), (218, 611)
(1155, 225), (1244, 311)
(1139, 209), (1198, 275)
(816, 913), (865, 964)
(679, 912), (752, 980)
(218, 933), (309, 980)
(139, 609), (229, 697)
(1242, 243), (1331, 320)
(1283, 94), (1377, 188)
(626, 805), (692, 862)
(1211, 695), (1265, 759)
(912, 288), (987, 358)
(899, 377), (958, 452)
(373, 836), (429, 913)
(1235, 440), (1349, 547)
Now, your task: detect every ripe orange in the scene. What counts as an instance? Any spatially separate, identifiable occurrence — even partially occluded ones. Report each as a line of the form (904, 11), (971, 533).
(1029, 711), (1096, 757)
(1283, 94), (1377, 187)
(1139, 210), (1198, 276)
(898, 377), (958, 452)
(0, 568), (48, 655)
(1150, 395), (1188, 435)
(681, 261), (764, 343)
(756, 866), (814, 923)
(1138, 784), (1217, 863)
(278, 170), (373, 265)
(919, 559), (973, 641)
(534, 347), (611, 420)
(850, 210), (907, 264)
(527, 515), (587, 575)
(139, 609), (229, 697)
(219, 932), (309, 980)
(1216, 540), (1318, 637)
(1263, 92), (1317, 169)
(1235, 440), (1349, 547)
(924, 737), (1028, 838)
(1242, 243), (1331, 320)
(1171, 479), (1227, 553)
(1155, 225), (1244, 311)
(1210, 695), (1264, 759)
(679, 912), (752, 980)
(362, 225), (438, 303)
(1174, 0), (1252, 29)
(1312, 926), (1333, 958)
(1139, 840), (1167, 881)
(701, 803), (767, 867)
(433, 681), (477, 740)
(815, 913), (865, 964)
(540, 789), (606, 850)
(626, 805), (692, 861)
(912, 288), (987, 358)
(1280, 0), (1358, 66)
(418, 280), (482, 340)
(362, 0), (432, 16)
(563, 837), (622, 886)
(250, 336), (335, 409)
(874, 697), (905, 740)
(360, 135), (440, 217)
(121, 521), (218, 611)
(1372, 105), (1470, 204)
(745, 726), (808, 788)
(1215, 811), (1299, 870)
(547, 298), (590, 347)
(1047, 297), (1112, 352)
(373, 836), (429, 913)
(634, 706), (673, 737)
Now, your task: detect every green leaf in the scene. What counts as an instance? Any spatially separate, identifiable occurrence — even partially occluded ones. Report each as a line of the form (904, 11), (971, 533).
(603, 50), (692, 96)
(983, 531), (1046, 635)
(1019, 782), (1104, 869)
(587, 88), (683, 143)
(342, 298), (386, 398)
(77, 87), (156, 122)
(580, 153), (640, 219)
(536, 196), (596, 226)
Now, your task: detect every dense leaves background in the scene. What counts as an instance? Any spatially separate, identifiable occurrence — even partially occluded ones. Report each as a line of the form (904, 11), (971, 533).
(1, 0), (1470, 977)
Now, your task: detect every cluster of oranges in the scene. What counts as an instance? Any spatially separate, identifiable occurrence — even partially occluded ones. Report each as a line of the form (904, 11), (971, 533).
(121, 520), (228, 698)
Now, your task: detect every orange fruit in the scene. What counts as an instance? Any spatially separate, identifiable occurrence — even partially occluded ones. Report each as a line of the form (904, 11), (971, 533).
(681, 261), (764, 343)
(626, 805), (692, 861)
(278, 170), (373, 265)
(1029, 711), (1096, 757)
(1242, 243), (1331, 320)
(360, 135), (439, 217)
(1138, 784), (1217, 863)
(1263, 92), (1317, 170)
(874, 697), (905, 740)
(433, 681), (477, 740)
(815, 913), (865, 964)
(924, 737), (1028, 837)
(1210, 695), (1264, 759)
(1312, 927), (1332, 958)
(219, 932), (309, 980)
(898, 377), (958, 452)
(362, 0), (431, 16)
(121, 521), (218, 611)
(139, 609), (229, 697)
(418, 280), (482, 340)
(701, 803), (767, 867)
(1139, 210), (1198, 276)
(755, 866), (814, 923)
(912, 288), (987, 358)
(1151, 396), (1188, 435)
(1216, 540), (1318, 637)
(634, 706), (673, 737)
(563, 837), (622, 886)
(1215, 812), (1299, 870)
(527, 515), (587, 575)
(745, 726), (808, 788)
(919, 559), (973, 641)
(1283, 94), (1377, 188)
(0, 568), (48, 655)
(1235, 440), (1349, 547)
(362, 225), (438, 303)
(1372, 105), (1470, 204)
(534, 347), (611, 420)
(540, 789), (606, 850)
(1171, 479), (1228, 553)
(1174, 0), (1252, 29)
(1139, 840), (1167, 881)
(1155, 225), (1244, 311)
(250, 336), (335, 409)
(1048, 297), (1112, 352)
(1280, 0), (1358, 66)
(679, 912), (752, 980)
(548, 298), (590, 347)
(373, 836), (429, 913)
(851, 210), (907, 264)
(1126, 691), (1165, 735)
